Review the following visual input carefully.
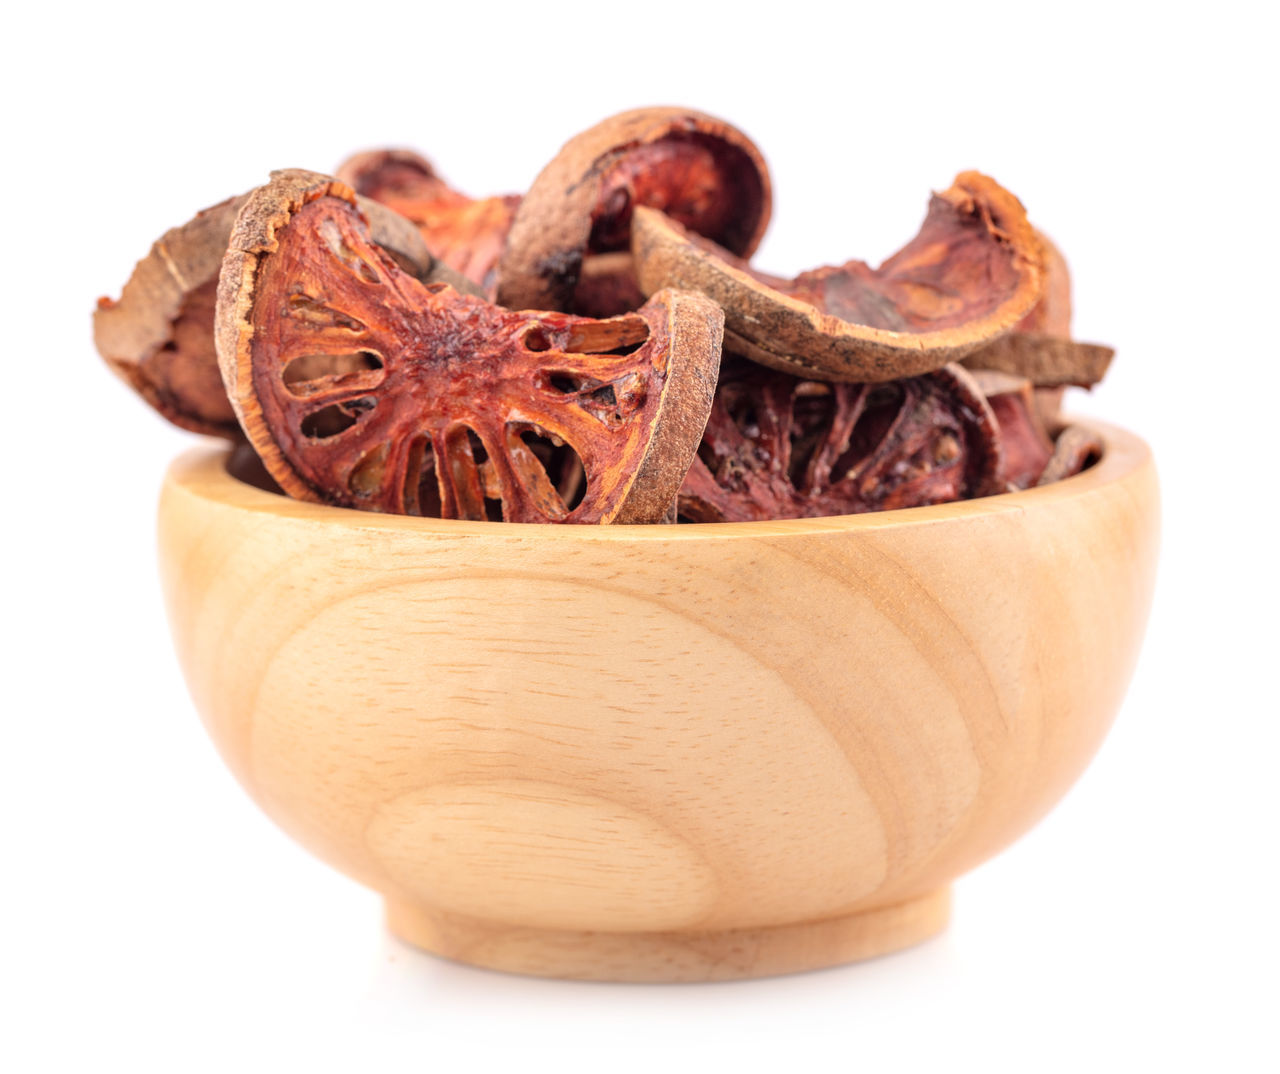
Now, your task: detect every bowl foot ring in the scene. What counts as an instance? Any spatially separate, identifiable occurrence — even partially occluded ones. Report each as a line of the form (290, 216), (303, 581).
(384, 887), (950, 982)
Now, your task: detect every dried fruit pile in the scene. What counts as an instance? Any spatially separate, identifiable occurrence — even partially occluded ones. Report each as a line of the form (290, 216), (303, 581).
(95, 107), (1113, 525)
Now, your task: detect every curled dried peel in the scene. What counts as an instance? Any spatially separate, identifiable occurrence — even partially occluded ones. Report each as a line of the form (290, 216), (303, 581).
(336, 148), (518, 295)
(94, 195), (247, 437)
(633, 171), (1046, 384)
(679, 359), (1002, 523)
(216, 169), (723, 524)
(94, 182), (451, 438)
(497, 106), (772, 314)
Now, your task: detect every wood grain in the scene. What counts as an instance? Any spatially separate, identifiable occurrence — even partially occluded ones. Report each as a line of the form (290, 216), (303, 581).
(157, 421), (1158, 981)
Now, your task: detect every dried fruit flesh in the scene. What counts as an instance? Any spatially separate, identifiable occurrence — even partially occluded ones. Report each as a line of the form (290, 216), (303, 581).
(963, 229), (1113, 394)
(633, 171), (1045, 384)
(217, 171), (723, 524)
(497, 107), (772, 315)
(968, 370), (1053, 490)
(679, 358), (1002, 523)
(337, 149), (518, 295)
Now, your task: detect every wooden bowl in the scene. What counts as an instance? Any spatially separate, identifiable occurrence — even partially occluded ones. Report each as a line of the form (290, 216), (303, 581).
(157, 421), (1158, 982)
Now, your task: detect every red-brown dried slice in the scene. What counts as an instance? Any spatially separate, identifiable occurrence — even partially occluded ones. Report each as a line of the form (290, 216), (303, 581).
(678, 358), (1002, 522)
(336, 148), (519, 295)
(963, 228), (1113, 400)
(497, 107), (772, 315)
(969, 369), (1054, 490)
(216, 170), (723, 524)
(633, 171), (1046, 384)
(95, 185), (450, 438)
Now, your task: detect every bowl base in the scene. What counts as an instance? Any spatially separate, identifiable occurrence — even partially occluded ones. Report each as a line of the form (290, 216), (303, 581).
(384, 888), (950, 982)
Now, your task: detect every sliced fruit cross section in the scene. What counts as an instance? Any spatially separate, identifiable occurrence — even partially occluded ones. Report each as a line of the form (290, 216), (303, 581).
(216, 170), (723, 524)
(679, 358), (1002, 522)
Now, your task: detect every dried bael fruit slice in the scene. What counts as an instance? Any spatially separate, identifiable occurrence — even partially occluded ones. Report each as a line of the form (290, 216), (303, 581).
(678, 358), (1002, 522)
(94, 196), (247, 438)
(633, 172), (1046, 384)
(1037, 425), (1104, 486)
(336, 149), (519, 295)
(962, 228), (1114, 429)
(969, 370), (1053, 490)
(497, 107), (772, 316)
(95, 186), (450, 438)
(217, 170), (723, 524)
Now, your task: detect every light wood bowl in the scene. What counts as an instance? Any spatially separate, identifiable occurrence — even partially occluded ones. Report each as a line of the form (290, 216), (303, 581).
(158, 421), (1158, 982)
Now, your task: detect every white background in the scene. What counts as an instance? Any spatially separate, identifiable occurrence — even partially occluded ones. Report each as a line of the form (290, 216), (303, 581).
(4, 2), (1276, 1070)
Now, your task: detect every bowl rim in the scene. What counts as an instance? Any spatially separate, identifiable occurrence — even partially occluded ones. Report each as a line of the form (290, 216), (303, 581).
(164, 418), (1151, 542)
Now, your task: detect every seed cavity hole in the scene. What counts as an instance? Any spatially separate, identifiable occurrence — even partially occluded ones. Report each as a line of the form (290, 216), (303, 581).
(413, 436), (442, 517)
(835, 385), (904, 477)
(520, 427), (586, 513)
(524, 326), (553, 352)
(349, 441), (389, 499)
(564, 317), (649, 355)
(283, 351), (384, 395)
(301, 397), (374, 439)
(549, 373), (590, 394)
(466, 430), (506, 522)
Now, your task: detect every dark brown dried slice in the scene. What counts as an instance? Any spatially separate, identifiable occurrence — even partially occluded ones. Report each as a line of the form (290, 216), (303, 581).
(94, 184), (451, 438)
(633, 172), (1046, 384)
(1037, 424), (1104, 486)
(216, 170), (723, 524)
(497, 107), (772, 315)
(969, 369), (1054, 490)
(678, 358), (1002, 523)
(336, 148), (519, 295)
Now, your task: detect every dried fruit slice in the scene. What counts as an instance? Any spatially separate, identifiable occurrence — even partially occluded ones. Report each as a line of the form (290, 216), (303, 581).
(678, 358), (1002, 522)
(1037, 425), (1104, 486)
(969, 370), (1053, 490)
(633, 172), (1046, 384)
(962, 227), (1114, 433)
(497, 107), (772, 315)
(217, 170), (723, 524)
(336, 148), (519, 294)
(95, 185), (449, 438)
(94, 196), (246, 437)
